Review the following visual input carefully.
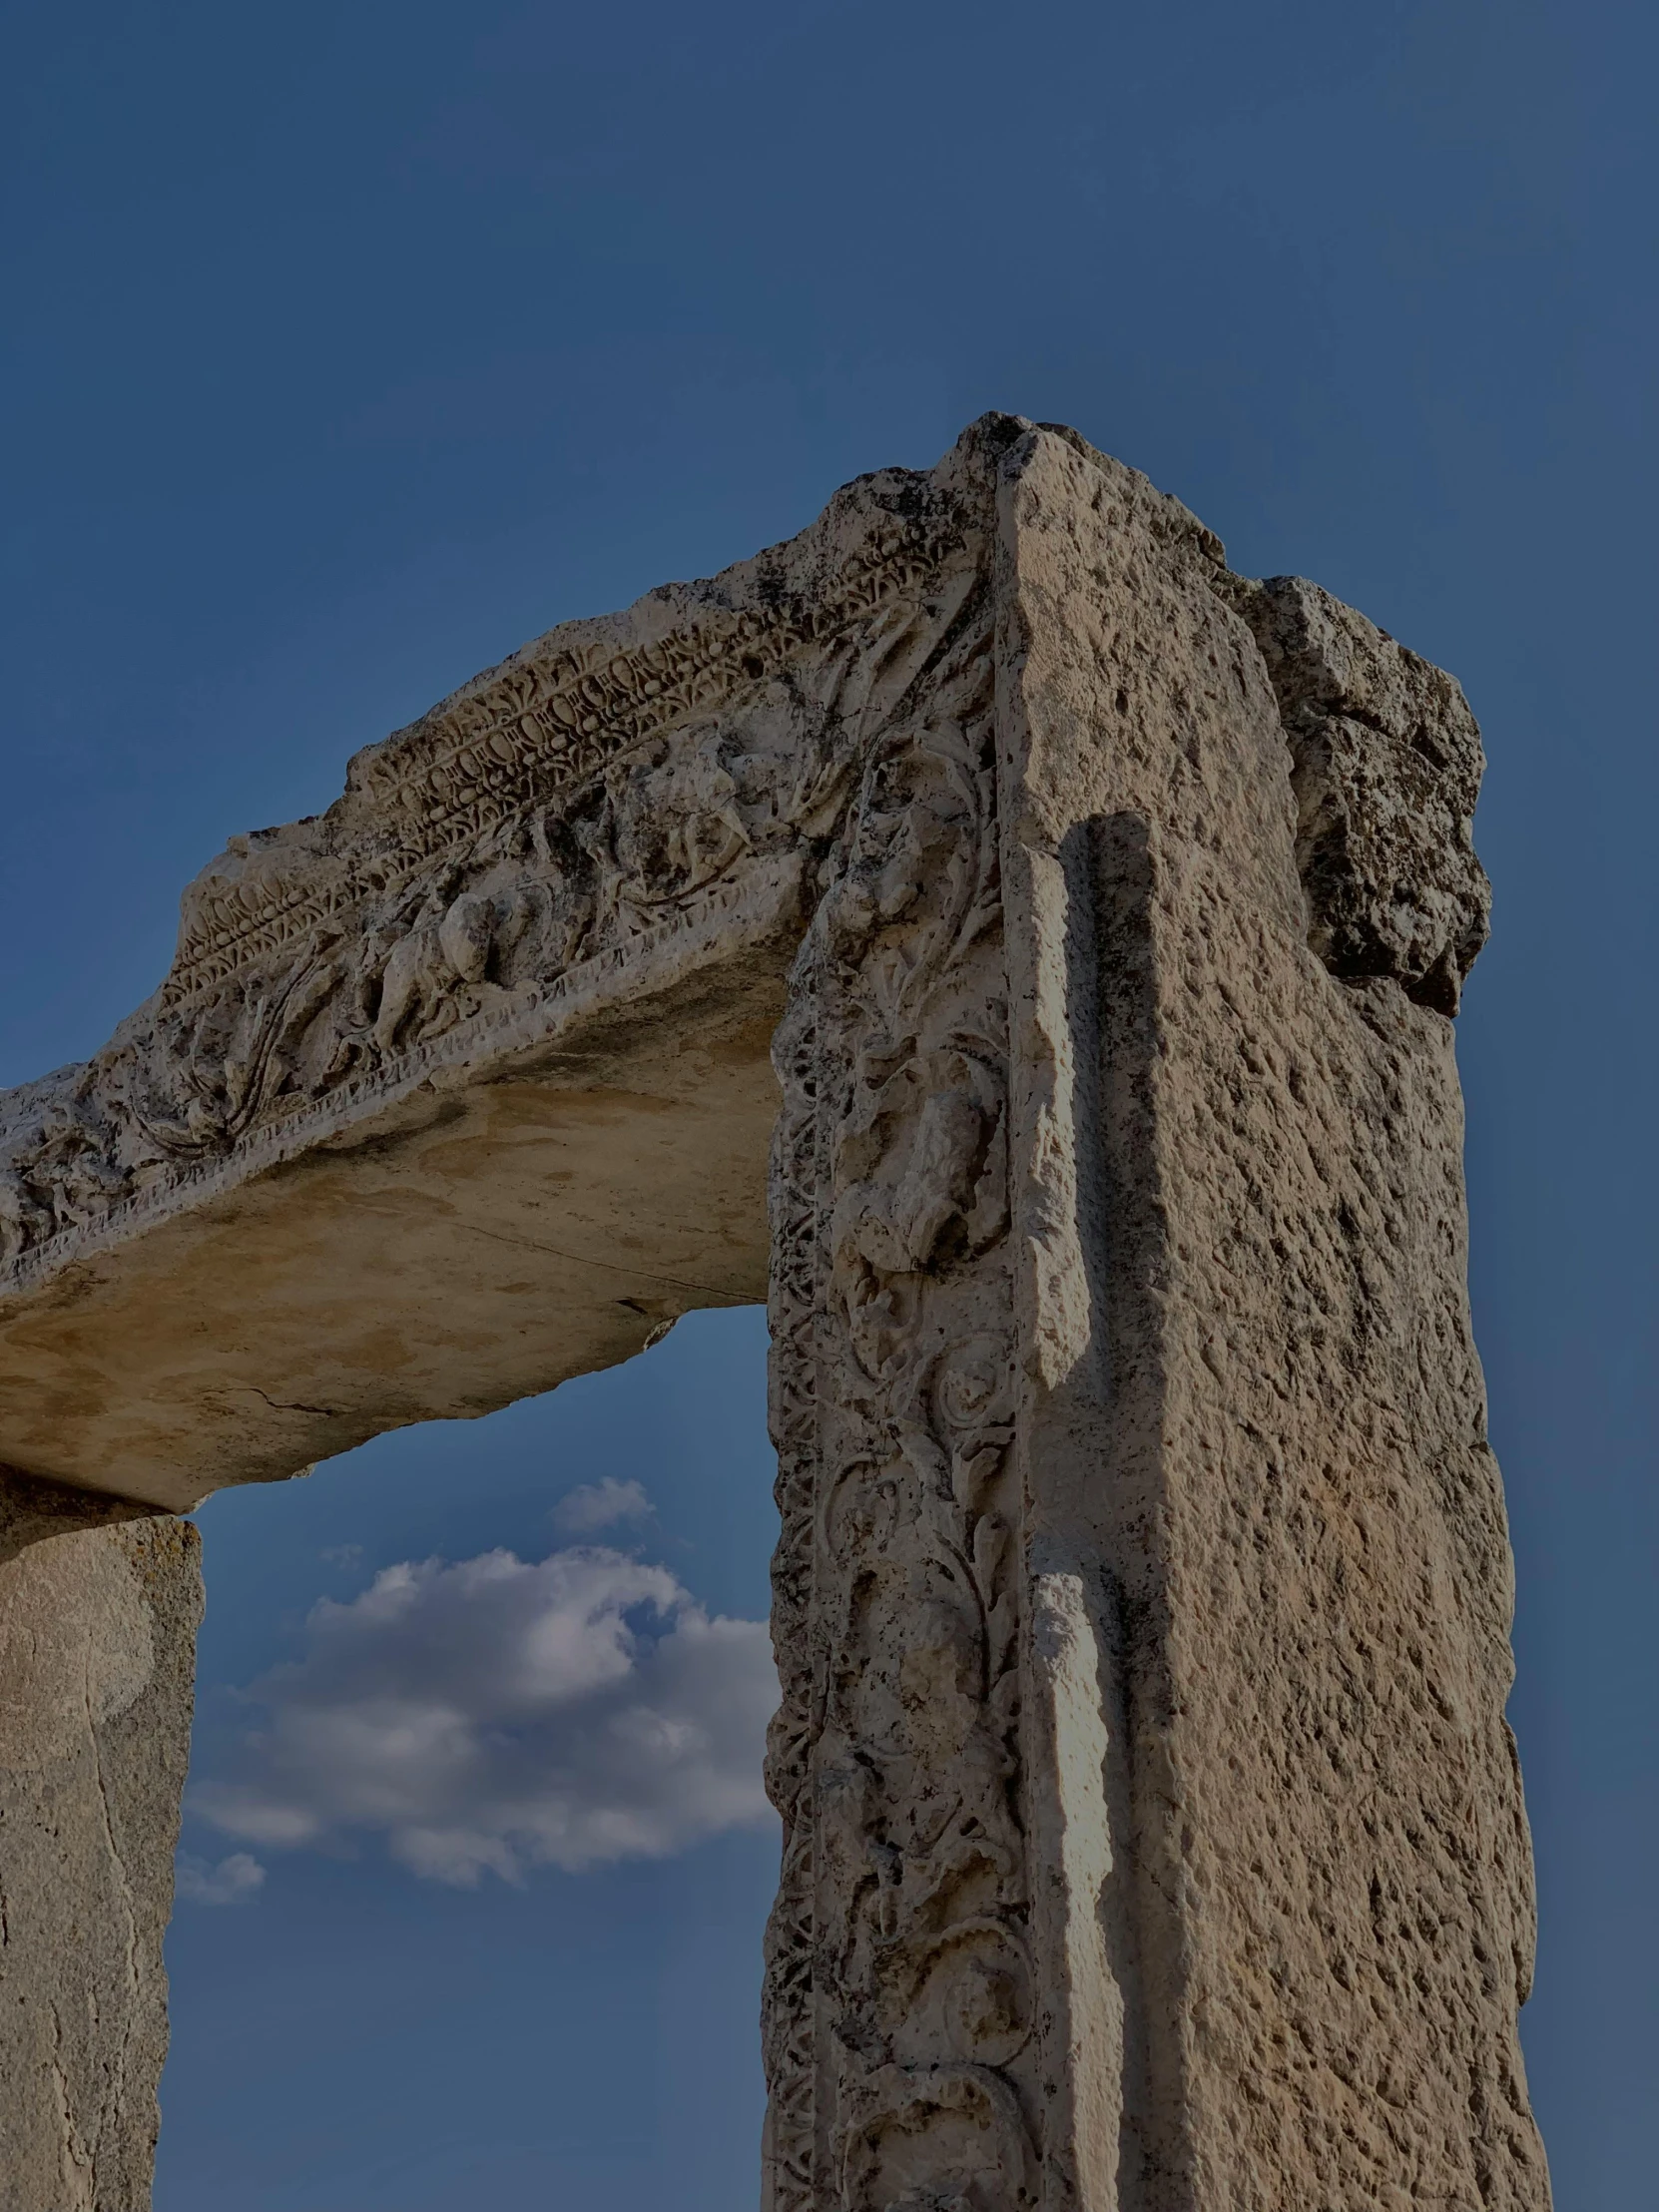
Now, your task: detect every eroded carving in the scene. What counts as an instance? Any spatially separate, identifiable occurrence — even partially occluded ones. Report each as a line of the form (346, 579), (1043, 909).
(766, 608), (1038, 2210)
(167, 524), (953, 1006)
(1222, 572), (1491, 1013)
(0, 485), (985, 1287)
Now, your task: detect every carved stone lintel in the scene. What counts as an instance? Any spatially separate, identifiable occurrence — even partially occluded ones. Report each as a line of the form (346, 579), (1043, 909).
(0, 439), (994, 1293)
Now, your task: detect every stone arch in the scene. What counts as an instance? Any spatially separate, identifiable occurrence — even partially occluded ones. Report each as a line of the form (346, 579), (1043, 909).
(0, 419), (1548, 2210)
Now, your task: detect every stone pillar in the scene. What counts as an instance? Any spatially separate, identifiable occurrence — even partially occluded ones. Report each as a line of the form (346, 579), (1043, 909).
(761, 427), (1549, 2210)
(0, 1473), (202, 2212)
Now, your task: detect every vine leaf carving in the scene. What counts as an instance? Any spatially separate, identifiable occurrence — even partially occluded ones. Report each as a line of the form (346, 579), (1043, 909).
(765, 607), (1039, 2212)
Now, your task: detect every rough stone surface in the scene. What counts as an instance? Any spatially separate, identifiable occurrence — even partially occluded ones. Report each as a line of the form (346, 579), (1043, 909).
(995, 431), (1545, 2208)
(0, 1489), (201, 2212)
(0, 417), (1547, 2208)
(1221, 571), (1491, 1013)
(0, 1467), (156, 1571)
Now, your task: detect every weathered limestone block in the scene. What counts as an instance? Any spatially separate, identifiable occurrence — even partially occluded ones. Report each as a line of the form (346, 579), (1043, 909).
(1222, 572), (1491, 1011)
(0, 1482), (201, 2212)
(991, 429), (1545, 2208)
(0, 416), (1546, 2209)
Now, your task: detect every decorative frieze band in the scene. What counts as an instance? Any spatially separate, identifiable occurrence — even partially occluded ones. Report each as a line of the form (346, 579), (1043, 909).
(165, 524), (945, 1007)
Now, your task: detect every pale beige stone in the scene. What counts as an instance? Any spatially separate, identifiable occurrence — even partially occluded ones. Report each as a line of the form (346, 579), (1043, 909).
(0, 1492), (200, 2212)
(0, 417), (1547, 2209)
(995, 428), (1545, 2207)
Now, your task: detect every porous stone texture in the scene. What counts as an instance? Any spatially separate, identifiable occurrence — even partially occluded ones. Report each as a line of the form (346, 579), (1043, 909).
(0, 1485), (201, 2212)
(1221, 572), (1491, 1014)
(994, 430), (1545, 2208)
(0, 417), (1546, 2208)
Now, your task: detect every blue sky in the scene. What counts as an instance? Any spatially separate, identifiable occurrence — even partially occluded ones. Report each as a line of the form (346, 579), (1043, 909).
(162, 1312), (781, 2211)
(2, 1), (1654, 2205)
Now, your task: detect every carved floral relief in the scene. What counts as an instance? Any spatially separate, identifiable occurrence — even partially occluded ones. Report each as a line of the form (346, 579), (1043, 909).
(0, 531), (980, 1280)
(765, 611), (1040, 2212)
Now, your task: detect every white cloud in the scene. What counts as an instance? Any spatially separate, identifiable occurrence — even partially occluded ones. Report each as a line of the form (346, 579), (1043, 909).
(176, 1851), (266, 1906)
(551, 1477), (653, 1534)
(191, 1546), (778, 1885)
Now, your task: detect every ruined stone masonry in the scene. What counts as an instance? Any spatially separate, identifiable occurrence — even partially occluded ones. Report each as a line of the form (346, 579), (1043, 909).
(0, 417), (1549, 2209)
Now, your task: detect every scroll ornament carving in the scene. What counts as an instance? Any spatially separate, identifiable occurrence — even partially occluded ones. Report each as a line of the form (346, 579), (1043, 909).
(0, 1073), (132, 1264)
(0, 528), (978, 1281)
(765, 617), (1039, 2212)
(164, 522), (949, 1006)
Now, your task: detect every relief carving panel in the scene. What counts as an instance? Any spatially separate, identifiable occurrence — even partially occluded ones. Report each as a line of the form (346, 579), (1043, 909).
(0, 474), (988, 1290)
(766, 605), (1040, 2211)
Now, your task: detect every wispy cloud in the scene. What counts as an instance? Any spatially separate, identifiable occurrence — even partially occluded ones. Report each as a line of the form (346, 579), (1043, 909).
(191, 1546), (777, 1886)
(551, 1477), (653, 1534)
(176, 1851), (266, 1906)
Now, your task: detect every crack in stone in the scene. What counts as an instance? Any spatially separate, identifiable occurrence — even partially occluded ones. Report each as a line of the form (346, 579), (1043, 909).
(458, 1219), (752, 1308)
(236, 1386), (343, 1418)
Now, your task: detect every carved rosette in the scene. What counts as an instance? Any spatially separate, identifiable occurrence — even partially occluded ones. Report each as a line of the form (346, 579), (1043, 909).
(765, 614), (1039, 2212)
